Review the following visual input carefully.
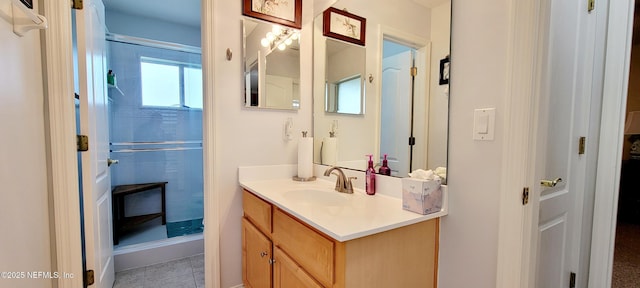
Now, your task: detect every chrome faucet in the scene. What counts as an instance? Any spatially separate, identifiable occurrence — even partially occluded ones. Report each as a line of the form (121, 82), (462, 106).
(323, 166), (356, 193)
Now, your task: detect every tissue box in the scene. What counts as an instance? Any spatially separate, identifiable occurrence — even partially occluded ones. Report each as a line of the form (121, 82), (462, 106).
(402, 178), (442, 215)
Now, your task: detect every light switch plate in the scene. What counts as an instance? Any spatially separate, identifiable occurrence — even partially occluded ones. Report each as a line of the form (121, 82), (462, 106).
(473, 108), (495, 140)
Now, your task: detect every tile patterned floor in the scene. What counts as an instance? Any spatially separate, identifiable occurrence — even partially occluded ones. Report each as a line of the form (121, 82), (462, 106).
(113, 254), (204, 288)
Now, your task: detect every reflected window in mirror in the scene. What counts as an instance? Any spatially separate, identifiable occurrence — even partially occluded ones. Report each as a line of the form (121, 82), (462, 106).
(242, 18), (301, 110)
(326, 75), (363, 114)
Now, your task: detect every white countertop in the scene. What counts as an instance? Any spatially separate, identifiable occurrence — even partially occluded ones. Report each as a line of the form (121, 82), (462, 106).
(239, 177), (448, 242)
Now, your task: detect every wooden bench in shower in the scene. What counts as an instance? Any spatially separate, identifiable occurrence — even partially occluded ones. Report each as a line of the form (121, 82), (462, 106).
(112, 182), (167, 245)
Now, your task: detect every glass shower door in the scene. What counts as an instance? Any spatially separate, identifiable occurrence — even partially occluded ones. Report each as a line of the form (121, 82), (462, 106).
(107, 38), (204, 247)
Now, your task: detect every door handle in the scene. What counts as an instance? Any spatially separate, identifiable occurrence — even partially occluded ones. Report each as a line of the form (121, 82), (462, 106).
(260, 251), (268, 258)
(540, 177), (562, 187)
(107, 158), (119, 167)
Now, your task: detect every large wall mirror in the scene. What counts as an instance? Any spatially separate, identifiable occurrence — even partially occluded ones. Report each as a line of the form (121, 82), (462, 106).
(243, 18), (301, 110)
(313, 0), (451, 179)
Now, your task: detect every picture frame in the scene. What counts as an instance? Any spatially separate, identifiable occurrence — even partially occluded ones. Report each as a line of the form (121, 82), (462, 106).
(242, 0), (302, 29)
(439, 56), (450, 85)
(20, 0), (33, 9)
(323, 7), (366, 46)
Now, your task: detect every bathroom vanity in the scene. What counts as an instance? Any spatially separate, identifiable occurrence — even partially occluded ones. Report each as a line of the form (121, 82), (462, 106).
(240, 176), (447, 288)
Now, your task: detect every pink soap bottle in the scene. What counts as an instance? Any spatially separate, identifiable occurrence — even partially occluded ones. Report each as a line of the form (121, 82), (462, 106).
(378, 154), (391, 176)
(366, 155), (376, 195)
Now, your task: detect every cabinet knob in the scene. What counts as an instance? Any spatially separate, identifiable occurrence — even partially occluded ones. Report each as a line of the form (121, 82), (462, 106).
(260, 251), (268, 258)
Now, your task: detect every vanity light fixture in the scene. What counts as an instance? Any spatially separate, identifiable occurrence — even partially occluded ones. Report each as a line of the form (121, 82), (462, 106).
(261, 25), (300, 51)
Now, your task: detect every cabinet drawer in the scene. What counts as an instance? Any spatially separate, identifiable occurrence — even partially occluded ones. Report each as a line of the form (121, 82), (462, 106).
(243, 190), (272, 235)
(273, 209), (334, 288)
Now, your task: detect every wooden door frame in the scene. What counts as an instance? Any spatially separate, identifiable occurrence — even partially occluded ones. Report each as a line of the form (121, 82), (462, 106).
(496, 0), (634, 287)
(587, 0), (634, 286)
(40, 1), (220, 287)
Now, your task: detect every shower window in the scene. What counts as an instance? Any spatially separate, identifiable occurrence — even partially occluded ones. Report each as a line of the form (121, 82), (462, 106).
(336, 76), (362, 114)
(140, 57), (203, 109)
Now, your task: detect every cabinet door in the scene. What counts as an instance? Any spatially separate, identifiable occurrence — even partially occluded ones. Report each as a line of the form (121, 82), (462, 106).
(242, 218), (272, 288)
(274, 247), (323, 288)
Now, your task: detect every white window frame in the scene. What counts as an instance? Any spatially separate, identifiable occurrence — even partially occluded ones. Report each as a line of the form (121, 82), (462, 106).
(140, 56), (203, 109)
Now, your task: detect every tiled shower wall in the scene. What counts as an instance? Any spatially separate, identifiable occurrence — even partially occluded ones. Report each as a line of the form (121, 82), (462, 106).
(108, 40), (203, 223)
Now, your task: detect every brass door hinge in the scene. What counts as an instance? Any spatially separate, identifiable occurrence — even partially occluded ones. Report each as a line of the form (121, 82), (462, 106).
(72, 0), (83, 10)
(522, 187), (529, 205)
(410, 67), (417, 77)
(77, 135), (89, 152)
(84, 269), (94, 286)
(588, 0), (594, 13)
(579, 137), (586, 155)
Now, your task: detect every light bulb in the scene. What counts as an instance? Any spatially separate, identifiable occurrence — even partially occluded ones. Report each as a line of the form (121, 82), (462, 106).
(278, 43), (286, 50)
(291, 32), (299, 40)
(285, 38), (292, 46)
(272, 26), (282, 35)
(266, 32), (275, 41)
(261, 38), (269, 47)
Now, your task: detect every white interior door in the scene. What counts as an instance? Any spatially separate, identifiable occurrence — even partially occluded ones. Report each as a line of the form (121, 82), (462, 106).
(381, 50), (412, 176)
(76, 0), (114, 286)
(530, 0), (591, 286)
(265, 74), (293, 108)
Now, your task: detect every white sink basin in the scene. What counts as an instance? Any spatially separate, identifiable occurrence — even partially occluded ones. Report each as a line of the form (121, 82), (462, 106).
(282, 188), (349, 206)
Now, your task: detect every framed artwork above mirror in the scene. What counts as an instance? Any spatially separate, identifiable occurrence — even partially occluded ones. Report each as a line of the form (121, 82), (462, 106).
(243, 0), (302, 29)
(323, 7), (366, 46)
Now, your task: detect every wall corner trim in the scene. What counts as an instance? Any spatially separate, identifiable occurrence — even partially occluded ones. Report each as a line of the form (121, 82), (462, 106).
(41, 1), (84, 287)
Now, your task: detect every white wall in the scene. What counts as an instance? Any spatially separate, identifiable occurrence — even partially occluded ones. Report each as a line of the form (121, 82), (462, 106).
(105, 10), (201, 47)
(213, 1), (314, 286)
(0, 2), (53, 288)
(438, 0), (508, 287)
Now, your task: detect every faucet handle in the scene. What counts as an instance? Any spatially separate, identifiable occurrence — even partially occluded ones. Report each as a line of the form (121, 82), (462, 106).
(330, 171), (344, 191)
(346, 177), (357, 193)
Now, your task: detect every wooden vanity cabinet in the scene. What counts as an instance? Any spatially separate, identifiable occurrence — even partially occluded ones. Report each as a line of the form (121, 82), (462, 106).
(242, 189), (439, 288)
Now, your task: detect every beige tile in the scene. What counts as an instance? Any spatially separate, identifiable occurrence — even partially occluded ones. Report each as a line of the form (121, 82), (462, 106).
(190, 253), (205, 273)
(194, 270), (205, 288)
(114, 267), (145, 288)
(144, 257), (193, 282)
(144, 272), (196, 288)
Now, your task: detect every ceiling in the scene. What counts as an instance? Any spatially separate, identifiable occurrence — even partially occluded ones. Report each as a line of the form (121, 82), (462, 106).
(102, 0), (201, 28)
